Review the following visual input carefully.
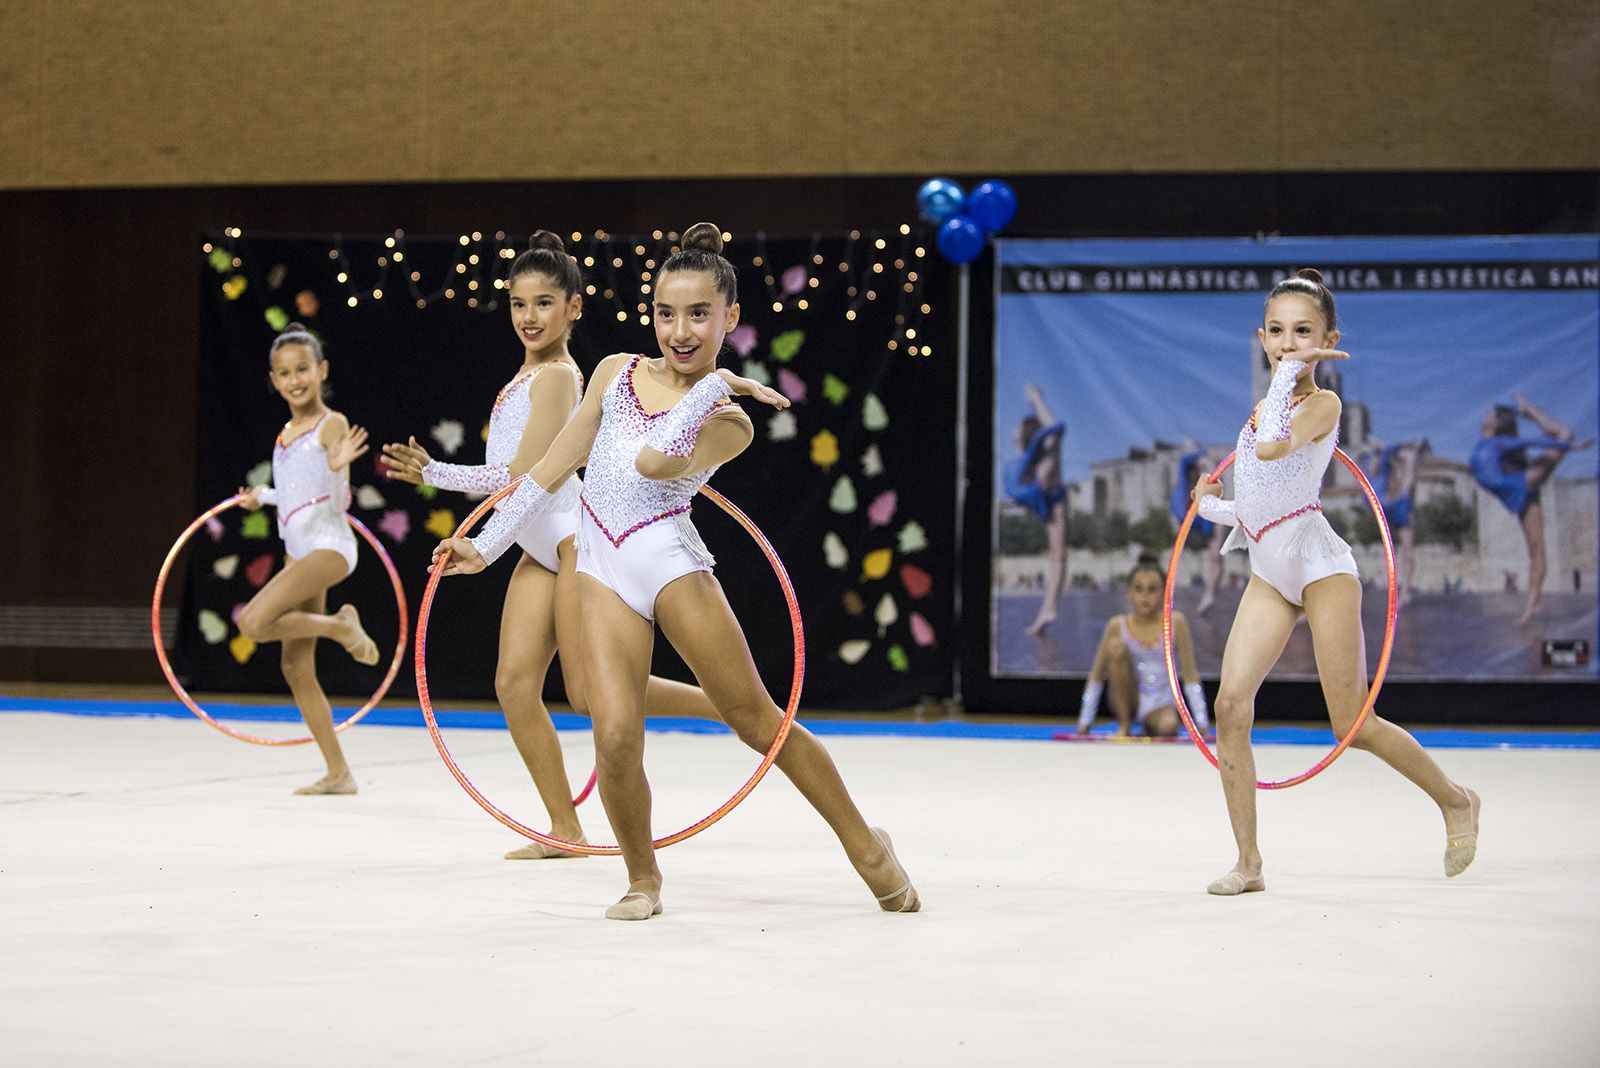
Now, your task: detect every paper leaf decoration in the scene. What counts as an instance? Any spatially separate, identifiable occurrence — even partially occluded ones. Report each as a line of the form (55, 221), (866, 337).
(770, 330), (804, 362)
(425, 509), (457, 540)
(862, 547), (892, 580)
(295, 290), (320, 317)
(212, 554), (239, 580)
(204, 516), (225, 542)
(909, 612), (936, 647)
(222, 276), (247, 301)
(838, 640), (871, 665)
(886, 645), (910, 672)
(861, 444), (884, 478)
(810, 429), (840, 471)
(379, 509), (411, 544)
(822, 374), (849, 406)
(829, 476), (858, 514)
(229, 634), (257, 665)
(867, 490), (898, 528)
(208, 248), (232, 274)
(415, 483), (438, 500)
(741, 359), (772, 386)
(777, 368), (807, 404)
(727, 323), (759, 357)
(862, 393), (889, 431)
(768, 410), (798, 442)
(246, 461), (272, 487)
(240, 511), (271, 540)
(897, 521), (928, 554)
(266, 264), (288, 290)
(245, 554), (274, 587)
(430, 420), (465, 456)
(781, 265), (807, 295)
(354, 485), (385, 510)
(197, 609), (228, 645)
(874, 592), (898, 636)
(900, 563), (932, 599)
(823, 532), (848, 570)
(842, 590), (865, 616)
(264, 306), (289, 332)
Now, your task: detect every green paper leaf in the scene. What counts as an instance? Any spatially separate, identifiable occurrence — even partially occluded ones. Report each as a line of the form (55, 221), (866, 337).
(209, 248), (233, 274)
(887, 644), (910, 672)
(740, 359), (772, 386)
(264, 306), (290, 332)
(897, 521), (928, 554)
(822, 374), (849, 406)
(240, 511), (271, 540)
(416, 483), (438, 500)
(829, 475), (858, 514)
(770, 330), (805, 363)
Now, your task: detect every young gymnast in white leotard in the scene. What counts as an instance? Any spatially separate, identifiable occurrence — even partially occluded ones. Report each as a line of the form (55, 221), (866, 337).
(1192, 269), (1479, 895)
(433, 222), (920, 921)
(1077, 554), (1209, 738)
(236, 324), (377, 795)
(382, 232), (716, 858)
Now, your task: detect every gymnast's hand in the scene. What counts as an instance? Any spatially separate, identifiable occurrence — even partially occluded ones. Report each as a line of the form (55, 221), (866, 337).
(714, 368), (790, 409)
(431, 537), (485, 577)
(1192, 474), (1223, 503)
(327, 424), (370, 472)
(381, 436), (432, 484)
(237, 485), (264, 511)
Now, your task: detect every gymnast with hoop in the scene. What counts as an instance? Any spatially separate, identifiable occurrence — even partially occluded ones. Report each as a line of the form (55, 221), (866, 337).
(1191, 270), (1478, 895)
(382, 233), (715, 859)
(235, 324), (376, 795)
(433, 223), (919, 921)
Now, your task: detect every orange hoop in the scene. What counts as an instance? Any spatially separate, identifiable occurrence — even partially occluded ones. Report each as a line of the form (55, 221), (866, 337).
(1163, 447), (1398, 789)
(152, 495), (409, 746)
(415, 481), (803, 855)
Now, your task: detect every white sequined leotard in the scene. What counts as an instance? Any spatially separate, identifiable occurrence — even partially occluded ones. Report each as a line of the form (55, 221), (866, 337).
(574, 356), (732, 620)
(1198, 360), (1357, 606)
(424, 362), (584, 572)
(269, 413), (358, 576)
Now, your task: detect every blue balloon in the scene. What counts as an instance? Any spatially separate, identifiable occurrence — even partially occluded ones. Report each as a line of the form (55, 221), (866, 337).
(916, 177), (966, 224)
(936, 214), (985, 264)
(967, 179), (1018, 233)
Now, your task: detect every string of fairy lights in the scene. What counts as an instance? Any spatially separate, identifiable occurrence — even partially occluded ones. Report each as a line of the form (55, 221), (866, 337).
(203, 224), (938, 357)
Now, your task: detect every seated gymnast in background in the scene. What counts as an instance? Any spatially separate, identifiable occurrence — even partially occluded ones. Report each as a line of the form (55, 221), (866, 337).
(236, 324), (376, 796)
(1193, 269), (1478, 896)
(381, 232), (716, 860)
(431, 223), (920, 922)
(1003, 384), (1069, 635)
(1076, 553), (1209, 739)
(1470, 395), (1593, 625)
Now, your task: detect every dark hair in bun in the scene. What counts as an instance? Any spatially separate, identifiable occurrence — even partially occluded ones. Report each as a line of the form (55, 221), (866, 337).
(660, 221), (737, 304)
(1128, 551), (1164, 585)
(1266, 267), (1337, 330)
(270, 322), (324, 362)
(508, 229), (583, 298)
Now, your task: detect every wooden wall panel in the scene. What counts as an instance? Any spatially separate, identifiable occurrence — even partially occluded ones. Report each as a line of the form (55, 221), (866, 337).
(0, 0), (1594, 190)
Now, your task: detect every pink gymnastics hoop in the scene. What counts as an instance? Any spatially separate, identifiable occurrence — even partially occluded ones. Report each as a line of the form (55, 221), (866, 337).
(415, 480), (804, 855)
(1163, 447), (1398, 789)
(152, 495), (409, 746)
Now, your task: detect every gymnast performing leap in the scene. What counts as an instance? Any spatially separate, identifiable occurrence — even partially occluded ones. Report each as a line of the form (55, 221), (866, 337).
(1193, 270), (1479, 895)
(430, 223), (920, 921)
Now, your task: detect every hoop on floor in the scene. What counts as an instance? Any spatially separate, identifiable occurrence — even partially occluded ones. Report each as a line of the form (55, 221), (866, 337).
(415, 479), (804, 856)
(152, 494), (410, 746)
(1163, 447), (1397, 789)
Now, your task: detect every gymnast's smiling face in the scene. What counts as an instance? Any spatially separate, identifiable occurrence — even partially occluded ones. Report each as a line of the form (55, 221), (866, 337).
(269, 342), (327, 413)
(1258, 293), (1339, 369)
(652, 268), (739, 378)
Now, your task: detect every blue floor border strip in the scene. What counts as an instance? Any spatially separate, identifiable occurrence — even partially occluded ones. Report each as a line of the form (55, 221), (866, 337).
(3, 695), (1598, 749)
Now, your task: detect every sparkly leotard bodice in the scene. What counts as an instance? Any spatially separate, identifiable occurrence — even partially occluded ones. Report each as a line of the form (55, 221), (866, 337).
(487, 363), (584, 471)
(1120, 617), (1168, 699)
(580, 355), (727, 547)
(272, 415), (350, 531)
(1225, 395), (1339, 544)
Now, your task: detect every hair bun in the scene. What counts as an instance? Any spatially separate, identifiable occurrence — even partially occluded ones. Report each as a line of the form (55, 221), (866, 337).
(528, 230), (566, 253)
(1294, 267), (1325, 286)
(280, 321), (309, 336)
(1135, 550), (1160, 567)
(681, 222), (724, 254)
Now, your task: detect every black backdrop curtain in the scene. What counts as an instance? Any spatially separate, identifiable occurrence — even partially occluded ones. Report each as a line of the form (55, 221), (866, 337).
(180, 229), (956, 710)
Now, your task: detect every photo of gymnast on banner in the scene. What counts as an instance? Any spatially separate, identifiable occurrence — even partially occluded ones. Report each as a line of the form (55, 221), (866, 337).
(992, 235), (1600, 681)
